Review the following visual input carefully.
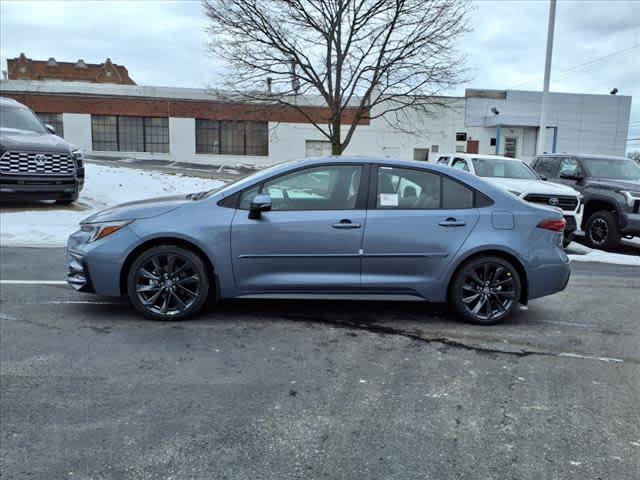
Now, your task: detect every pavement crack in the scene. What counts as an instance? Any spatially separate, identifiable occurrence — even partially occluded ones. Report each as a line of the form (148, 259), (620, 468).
(285, 314), (634, 364)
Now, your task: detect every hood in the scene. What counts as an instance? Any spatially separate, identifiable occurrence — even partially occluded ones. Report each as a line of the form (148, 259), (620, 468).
(484, 177), (579, 196)
(586, 177), (640, 191)
(0, 127), (74, 153)
(81, 195), (190, 224)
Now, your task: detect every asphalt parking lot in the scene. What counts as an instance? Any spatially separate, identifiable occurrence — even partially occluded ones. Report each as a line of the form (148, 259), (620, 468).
(1, 247), (639, 479)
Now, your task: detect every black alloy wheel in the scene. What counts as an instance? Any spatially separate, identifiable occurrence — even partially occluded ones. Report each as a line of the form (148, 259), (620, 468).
(127, 245), (210, 320)
(451, 256), (521, 325)
(585, 210), (620, 251)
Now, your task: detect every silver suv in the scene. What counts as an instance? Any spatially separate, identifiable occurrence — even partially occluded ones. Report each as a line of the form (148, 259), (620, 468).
(0, 97), (84, 204)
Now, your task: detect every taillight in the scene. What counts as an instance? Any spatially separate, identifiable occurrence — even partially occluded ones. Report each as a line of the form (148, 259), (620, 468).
(537, 218), (566, 232)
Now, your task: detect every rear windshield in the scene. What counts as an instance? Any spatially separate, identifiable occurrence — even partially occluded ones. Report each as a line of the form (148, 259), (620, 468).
(0, 105), (47, 133)
(471, 157), (538, 180)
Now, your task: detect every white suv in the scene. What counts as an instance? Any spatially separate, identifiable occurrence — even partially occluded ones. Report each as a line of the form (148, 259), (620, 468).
(436, 153), (583, 246)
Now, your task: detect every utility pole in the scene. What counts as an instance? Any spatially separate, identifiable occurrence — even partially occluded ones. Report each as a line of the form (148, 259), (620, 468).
(537, 0), (556, 154)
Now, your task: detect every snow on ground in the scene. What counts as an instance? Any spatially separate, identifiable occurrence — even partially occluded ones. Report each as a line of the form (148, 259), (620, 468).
(1, 163), (224, 248)
(566, 241), (640, 267)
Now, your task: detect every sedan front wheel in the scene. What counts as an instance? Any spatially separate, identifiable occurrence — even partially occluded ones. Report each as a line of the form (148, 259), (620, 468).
(127, 245), (210, 321)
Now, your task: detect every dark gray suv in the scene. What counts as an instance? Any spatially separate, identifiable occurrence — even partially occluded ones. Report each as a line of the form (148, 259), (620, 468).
(0, 97), (84, 204)
(531, 153), (640, 250)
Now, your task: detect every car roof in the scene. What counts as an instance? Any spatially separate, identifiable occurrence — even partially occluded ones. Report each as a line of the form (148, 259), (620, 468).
(437, 153), (523, 162)
(535, 153), (630, 161)
(0, 96), (27, 108)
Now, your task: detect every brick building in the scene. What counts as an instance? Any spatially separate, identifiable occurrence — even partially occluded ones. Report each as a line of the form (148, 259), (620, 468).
(6, 53), (135, 85)
(0, 79), (631, 166)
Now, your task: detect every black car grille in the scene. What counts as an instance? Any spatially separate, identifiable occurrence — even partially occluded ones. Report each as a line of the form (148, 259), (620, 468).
(0, 151), (75, 176)
(523, 194), (579, 211)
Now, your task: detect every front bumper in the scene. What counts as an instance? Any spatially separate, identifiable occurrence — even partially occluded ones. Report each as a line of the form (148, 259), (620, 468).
(66, 225), (140, 296)
(0, 174), (80, 201)
(620, 212), (640, 237)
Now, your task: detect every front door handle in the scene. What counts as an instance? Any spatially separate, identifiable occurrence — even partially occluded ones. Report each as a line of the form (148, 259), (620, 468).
(438, 217), (466, 227)
(332, 219), (361, 229)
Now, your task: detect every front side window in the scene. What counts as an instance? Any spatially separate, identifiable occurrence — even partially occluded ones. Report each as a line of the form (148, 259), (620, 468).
(240, 165), (362, 211)
(558, 157), (581, 177)
(472, 157), (538, 180)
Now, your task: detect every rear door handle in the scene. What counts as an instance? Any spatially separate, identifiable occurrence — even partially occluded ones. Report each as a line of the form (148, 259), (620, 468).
(438, 217), (466, 227)
(332, 219), (361, 229)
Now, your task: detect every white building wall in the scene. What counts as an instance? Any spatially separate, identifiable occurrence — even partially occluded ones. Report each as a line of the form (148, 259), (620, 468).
(61, 113), (92, 151)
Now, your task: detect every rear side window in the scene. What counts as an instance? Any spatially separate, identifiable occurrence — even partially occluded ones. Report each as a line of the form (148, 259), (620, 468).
(442, 176), (474, 209)
(375, 166), (479, 210)
(533, 156), (559, 178)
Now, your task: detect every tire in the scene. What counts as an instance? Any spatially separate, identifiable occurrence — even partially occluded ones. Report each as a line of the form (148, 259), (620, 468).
(585, 210), (620, 251)
(450, 256), (522, 325)
(127, 245), (210, 321)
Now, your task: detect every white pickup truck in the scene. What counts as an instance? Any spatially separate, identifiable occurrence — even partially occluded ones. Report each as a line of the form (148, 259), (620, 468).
(436, 153), (583, 247)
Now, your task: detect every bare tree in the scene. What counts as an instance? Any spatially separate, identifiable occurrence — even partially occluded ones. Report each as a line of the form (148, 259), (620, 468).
(203, 0), (470, 155)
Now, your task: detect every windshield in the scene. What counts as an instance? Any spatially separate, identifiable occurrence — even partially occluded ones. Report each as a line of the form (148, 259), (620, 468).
(471, 157), (538, 179)
(200, 160), (294, 198)
(0, 105), (47, 133)
(581, 157), (640, 181)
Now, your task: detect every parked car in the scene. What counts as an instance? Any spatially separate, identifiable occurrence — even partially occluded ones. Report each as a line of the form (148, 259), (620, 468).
(436, 153), (583, 247)
(67, 157), (570, 325)
(531, 153), (640, 250)
(0, 96), (84, 204)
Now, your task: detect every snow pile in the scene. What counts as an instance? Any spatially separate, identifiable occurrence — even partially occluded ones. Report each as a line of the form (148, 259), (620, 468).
(566, 241), (640, 267)
(1, 163), (224, 247)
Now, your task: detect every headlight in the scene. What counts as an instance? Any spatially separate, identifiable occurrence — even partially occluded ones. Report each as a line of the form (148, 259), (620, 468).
(620, 190), (640, 207)
(508, 190), (522, 197)
(80, 220), (131, 242)
(71, 149), (84, 167)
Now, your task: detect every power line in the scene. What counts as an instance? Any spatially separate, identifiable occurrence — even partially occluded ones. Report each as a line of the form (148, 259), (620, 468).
(509, 43), (640, 90)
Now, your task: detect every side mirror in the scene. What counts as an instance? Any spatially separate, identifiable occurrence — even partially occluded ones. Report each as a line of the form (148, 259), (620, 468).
(45, 123), (56, 134)
(248, 194), (272, 219)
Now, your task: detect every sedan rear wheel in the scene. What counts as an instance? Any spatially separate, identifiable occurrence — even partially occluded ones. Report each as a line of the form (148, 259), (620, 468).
(127, 245), (209, 320)
(451, 256), (521, 325)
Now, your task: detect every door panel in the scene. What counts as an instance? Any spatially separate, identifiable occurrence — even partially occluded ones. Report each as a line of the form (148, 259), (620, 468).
(230, 163), (367, 292)
(362, 209), (478, 294)
(231, 210), (365, 291)
(362, 165), (479, 297)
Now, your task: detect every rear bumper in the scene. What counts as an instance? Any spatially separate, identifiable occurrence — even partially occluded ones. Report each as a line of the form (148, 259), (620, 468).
(0, 174), (80, 201)
(527, 249), (571, 300)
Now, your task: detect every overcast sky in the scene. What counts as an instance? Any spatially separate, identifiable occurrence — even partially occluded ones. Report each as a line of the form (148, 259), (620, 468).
(1, 0), (638, 150)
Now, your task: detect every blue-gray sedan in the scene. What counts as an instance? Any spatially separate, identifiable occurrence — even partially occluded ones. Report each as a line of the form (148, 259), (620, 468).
(67, 157), (570, 324)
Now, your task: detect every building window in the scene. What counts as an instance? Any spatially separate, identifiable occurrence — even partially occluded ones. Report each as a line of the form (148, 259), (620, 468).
(37, 113), (63, 137)
(490, 138), (497, 146)
(431, 145), (439, 153)
(456, 132), (467, 141)
(91, 115), (169, 153)
(91, 115), (118, 151)
(144, 117), (169, 153)
(195, 119), (268, 156)
(195, 120), (220, 154)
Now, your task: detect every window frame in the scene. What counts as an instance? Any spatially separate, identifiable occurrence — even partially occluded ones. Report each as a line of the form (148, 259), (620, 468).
(195, 119), (269, 156)
(226, 162), (370, 211)
(91, 114), (169, 153)
(367, 164), (490, 211)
